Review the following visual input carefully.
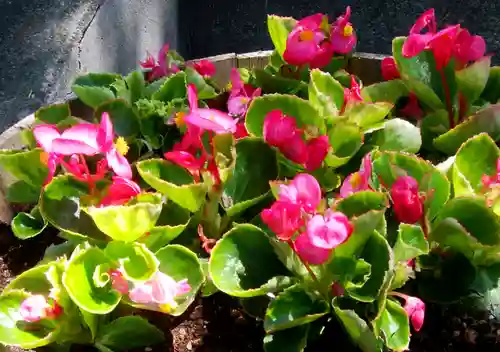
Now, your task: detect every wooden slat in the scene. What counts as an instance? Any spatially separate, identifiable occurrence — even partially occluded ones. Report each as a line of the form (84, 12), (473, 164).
(236, 50), (273, 70)
(189, 53), (237, 88)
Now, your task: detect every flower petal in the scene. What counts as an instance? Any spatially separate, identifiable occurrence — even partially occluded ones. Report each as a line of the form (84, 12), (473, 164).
(187, 84), (199, 111)
(33, 125), (61, 152)
(97, 113), (114, 151)
(51, 138), (99, 156)
(294, 232), (331, 265)
(107, 148), (133, 179)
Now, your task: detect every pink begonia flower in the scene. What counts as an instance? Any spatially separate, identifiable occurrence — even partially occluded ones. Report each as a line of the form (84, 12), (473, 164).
(233, 122), (249, 139)
(391, 176), (424, 224)
(227, 68), (261, 117)
(140, 44), (179, 82)
(453, 29), (486, 67)
(306, 210), (353, 249)
(191, 59), (216, 77)
(19, 295), (63, 323)
(293, 232), (332, 265)
(164, 150), (206, 178)
(99, 177), (141, 207)
(261, 201), (304, 241)
(109, 269), (129, 294)
(183, 84), (238, 134)
(283, 13), (334, 68)
(381, 57), (400, 81)
(330, 6), (357, 54)
(305, 136), (330, 171)
(482, 157), (500, 188)
(279, 174), (322, 213)
(96, 113), (133, 179)
(341, 75), (363, 114)
(65, 156), (108, 184)
(400, 93), (424, 120)
(129, 272), (190, 312)
(403, 295), (425, 332)
(340, 153), (372, 198)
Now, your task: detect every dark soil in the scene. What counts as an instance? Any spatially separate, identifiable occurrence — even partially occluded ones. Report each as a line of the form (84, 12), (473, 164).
(2, 223), (500, 352)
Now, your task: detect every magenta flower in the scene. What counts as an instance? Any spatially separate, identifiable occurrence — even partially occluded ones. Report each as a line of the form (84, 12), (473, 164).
(402, 295), (425, 332)
(341, 75), (363, 113)
(294, 232), (332, 265)
(191, 59), (216, 77)
(306, 210), (352, 249)
(482, 157), (500, 188)
(283, 13), (334, 68)
(279, 174), (322, 213)
(261, 201), (304, 241)
(330, 6), (357, 54)
(391, 176), (424, 224)
(19, 295), (63, 323)
(184, 84), (238, 134)
(400, 93), (424, 120)
(381, 57), (400, 81)
(98, 177), (141, 207)
(227, 68), (262, 117)
(164, 150), (206, 178)
(96, 113), (133, 179)
(109, 269), (130, 294)
(129, 272), (190, 313)
(453, 28), (486, 66)
(140, 44), (179, 82)
(340, 153), (372, 198)
(305, 136), (330, 171)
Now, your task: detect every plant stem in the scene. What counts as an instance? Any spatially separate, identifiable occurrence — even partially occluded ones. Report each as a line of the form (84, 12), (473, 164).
(440, 69), (455, 129)
(287, 240), (321, 287)
(420, 216), (429, 239)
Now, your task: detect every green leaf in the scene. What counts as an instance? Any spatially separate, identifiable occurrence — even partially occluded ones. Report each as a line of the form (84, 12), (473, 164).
(333, 299), (380, 352)
(35, 103), (71, 123)
(267, 15), (297, 56)
(325, 122), (363, 168)
(374, 299), (410, 351)
(374, 118), (422, 153)
(185, 67), (217, 100)
(80, 308), (99, 341)
(213, 133), (236, 184)
(309, 69), (344, 117)
(12, 206), (47, 240)
(125, 70), (145, 104)
(223, 138), (278, 216)
(392, 36), (444, 110)
(336, 191), (388, 218)
(420, 109), (450, 149)
(137, 159), (207, 212)
(74, 73), (122, 87)
(327, 256), (371, 291)
(96, 316), (164, 351)
(264, 285), (328, 333)
(0, 290), (58, 349)
(393, 224), (429, 262)
(39, 175), (106, 240)
(481, 66), (500, 103)
(63, 245), (121, 314)
(72, 85), (115, 109)
(0, 149), (48, 187)
(86, 194), (162, 242)
(153, 245), (204, 316)
(246, 94), (324, 137)
(347, 230), (393, 302)
(456, 56), (491, 106)
(434, 104), (500, 155)
(372, 151), (450, 221)
(95, 99), (139, 138)
(345, 102), (393, 130)
(254, 69), (306, 95)
(263, 325), (309, 352)
(140, 201), (190, 252)
(104, 242), (158, 281)
(362, 80), (409, 104)
(200, 258), (219, 297)
(152, 71), (187, 102)
(210, 224), (289, 297)
(452, 133), (500, 196)
(6, 180), (40, 203)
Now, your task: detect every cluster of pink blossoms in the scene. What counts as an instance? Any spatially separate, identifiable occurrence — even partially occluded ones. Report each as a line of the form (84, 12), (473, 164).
(261, 174), (353, 265)
(110, 270), (190, 313)
(19, 293), (63, 323)
(283, 7), (356, 68)
(33, 113), (141, 207)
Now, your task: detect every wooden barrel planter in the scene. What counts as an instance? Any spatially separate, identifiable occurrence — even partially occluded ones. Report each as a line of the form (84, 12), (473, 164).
(0, 51), (385, 224)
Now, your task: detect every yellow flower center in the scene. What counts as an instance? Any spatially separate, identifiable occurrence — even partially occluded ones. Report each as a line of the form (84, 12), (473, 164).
(174, 111), (186, 128)
(114, 137), (129, 156)
(40, 151), (49, 166)
(343, 24), (353, 37)
(299, 30), (315, 42)
(349, 172), (362, 188)
(159, 301), (177, 313)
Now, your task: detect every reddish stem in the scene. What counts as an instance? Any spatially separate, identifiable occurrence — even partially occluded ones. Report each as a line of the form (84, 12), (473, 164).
(440, 69), (455, 129)
(420, 216), (429, 239)
(286, 240), (320, 285)
(79, 155), (95, 194)
(198, 224), (216, 254)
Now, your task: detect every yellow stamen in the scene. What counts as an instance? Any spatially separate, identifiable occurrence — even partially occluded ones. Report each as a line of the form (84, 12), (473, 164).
(114, 137), (129, 156)
(349, 172), (362, 188)
(299, 30), (315, 41)
(174, 111), (186, 128)
(159, 302), (177, 313)
(343, 24), (353, 37)
(40, 151), (49, 166)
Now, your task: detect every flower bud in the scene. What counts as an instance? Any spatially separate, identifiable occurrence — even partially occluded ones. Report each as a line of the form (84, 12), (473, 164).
(391, 176), (423, 224)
